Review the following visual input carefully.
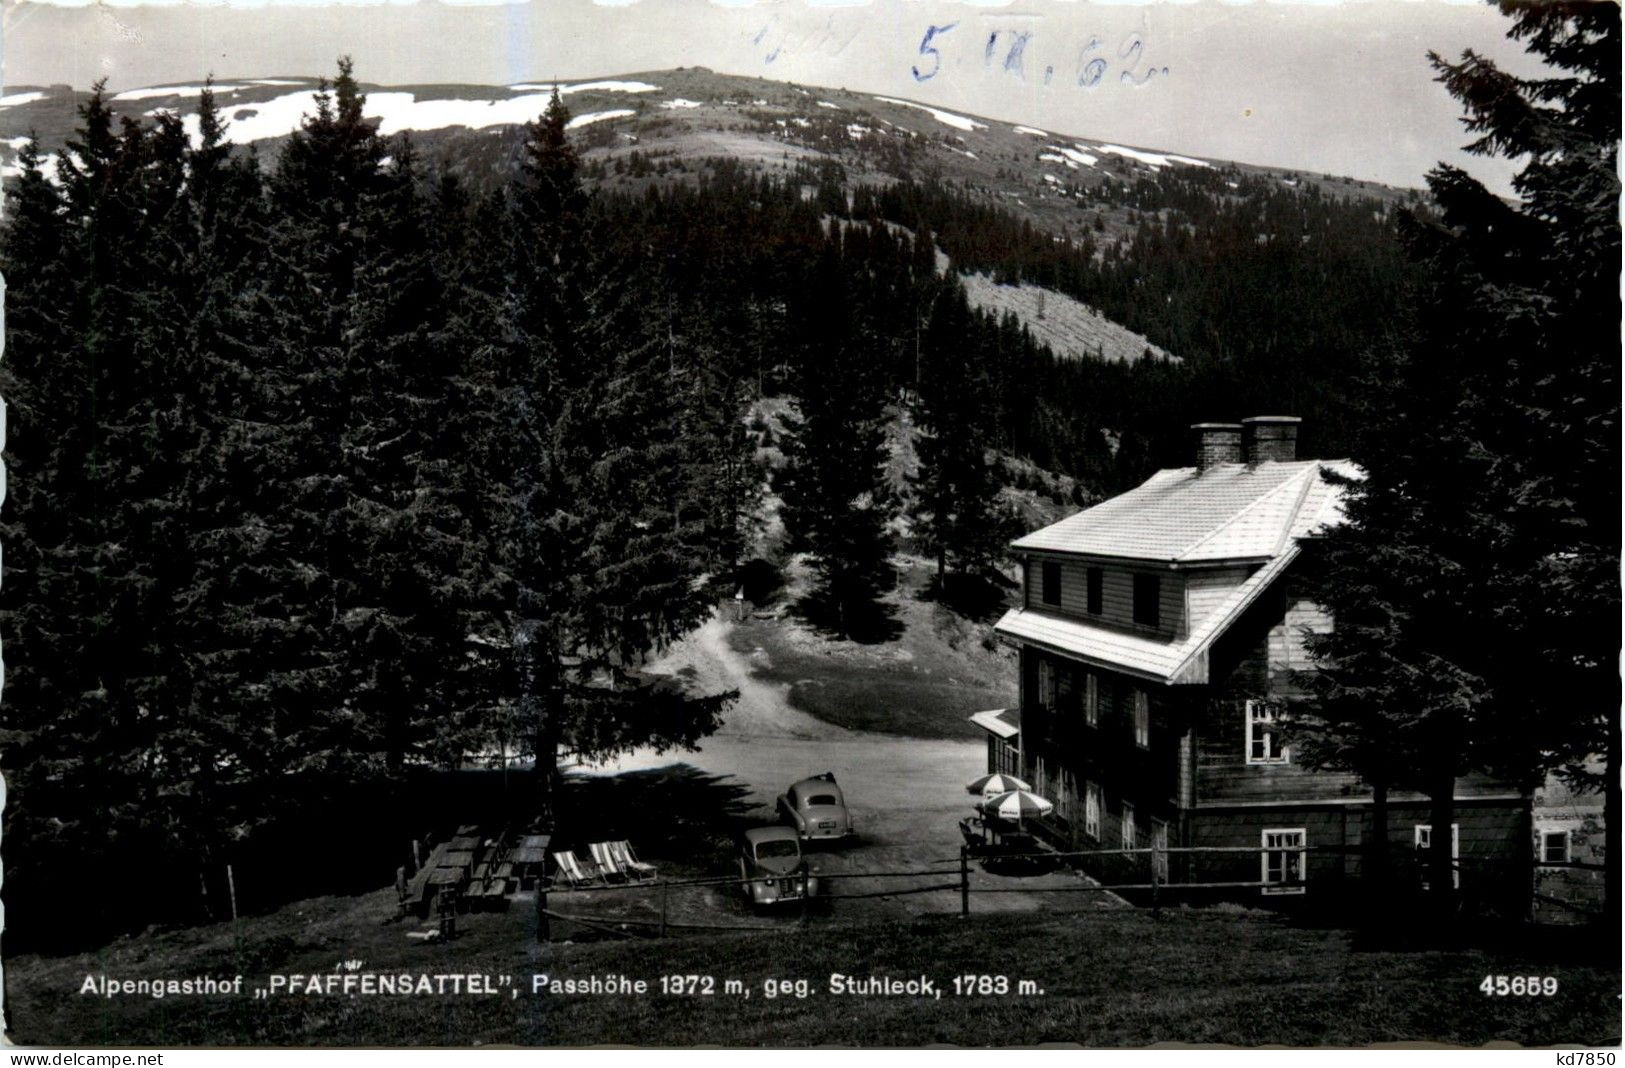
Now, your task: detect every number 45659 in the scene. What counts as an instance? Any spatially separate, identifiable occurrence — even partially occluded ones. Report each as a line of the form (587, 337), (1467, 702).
(1481, 975), (1558, 996)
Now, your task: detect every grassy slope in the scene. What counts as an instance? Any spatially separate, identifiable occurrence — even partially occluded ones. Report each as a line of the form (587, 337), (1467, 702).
(737, 399), (1080, 741)
(9, 886), (1616, 1047)
(731, 554), (1017, 741)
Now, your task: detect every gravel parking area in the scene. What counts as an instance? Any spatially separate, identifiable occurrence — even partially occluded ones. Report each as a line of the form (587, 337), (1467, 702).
(572, 618), (1118, 928)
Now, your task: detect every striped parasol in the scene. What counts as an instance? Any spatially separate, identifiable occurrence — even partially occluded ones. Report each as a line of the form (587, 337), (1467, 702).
(966, 773), (1032, 798)
(980, 789), (1055, 822)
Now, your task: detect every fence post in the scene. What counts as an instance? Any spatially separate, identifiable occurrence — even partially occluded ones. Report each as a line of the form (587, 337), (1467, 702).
(226, 864), (239, 921)
(1151, 846), (1162, 920)
(959, 847), (970, 918)
(660, 879), (669, 938)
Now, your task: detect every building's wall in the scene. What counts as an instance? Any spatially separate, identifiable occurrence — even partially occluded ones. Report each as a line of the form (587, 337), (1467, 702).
(1195, 576), (1363, 803)
(1185, 798), (1532, 915)
(1195, 572), (1523, 807)
(1024, 553), (1186, 641)
(1018, 646), (1187, 860)
(1183, 566), (1253, 630)
(1531, 772), (1607, 925)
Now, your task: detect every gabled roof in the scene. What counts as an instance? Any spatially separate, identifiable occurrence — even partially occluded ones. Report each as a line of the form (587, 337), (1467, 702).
(997, 456), (1359, 685)
(1011, 459), (1358, 563)
(994, 547), (1299, 685)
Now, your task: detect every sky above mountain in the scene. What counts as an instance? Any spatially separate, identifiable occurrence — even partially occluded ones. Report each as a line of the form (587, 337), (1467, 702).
(3, 0), (1543, 192)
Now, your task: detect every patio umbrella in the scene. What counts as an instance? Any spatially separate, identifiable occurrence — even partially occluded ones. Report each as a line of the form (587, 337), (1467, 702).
(966, 773), (1032, 798)
(980, 789), (1055, 822)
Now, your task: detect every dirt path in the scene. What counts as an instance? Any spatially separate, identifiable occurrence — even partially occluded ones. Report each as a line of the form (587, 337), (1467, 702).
(669, 616), (848, 742)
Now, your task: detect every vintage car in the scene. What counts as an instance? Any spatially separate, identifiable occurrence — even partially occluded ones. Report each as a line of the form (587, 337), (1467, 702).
(775, 771), (854, 842)
(738, 826), (819, 907)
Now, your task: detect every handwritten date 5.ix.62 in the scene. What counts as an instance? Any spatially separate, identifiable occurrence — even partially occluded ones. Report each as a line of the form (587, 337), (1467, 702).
(912, 23), (1169, 88)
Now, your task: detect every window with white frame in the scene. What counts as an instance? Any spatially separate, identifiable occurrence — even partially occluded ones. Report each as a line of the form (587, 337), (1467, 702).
(1261, 828), (1306, 895)
(1037, 658), (1056, 710)
(1133, 689), (1150, 749)
(1084, 781), (1102, 840)
(1121, 802), (1136, 850)
(1084, 673), (1099, 727)
(1245, 700), (1287, 764)
(1541, 829), (1571, 865)
(1414, 824), (1460, 889)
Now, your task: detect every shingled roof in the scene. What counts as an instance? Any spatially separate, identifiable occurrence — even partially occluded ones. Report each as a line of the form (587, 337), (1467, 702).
(1011, 459), (1357, 563)
(993, 456), (1358, 685)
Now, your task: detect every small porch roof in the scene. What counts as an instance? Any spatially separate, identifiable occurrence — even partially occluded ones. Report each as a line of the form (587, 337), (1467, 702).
(968, 707), (1021, 740)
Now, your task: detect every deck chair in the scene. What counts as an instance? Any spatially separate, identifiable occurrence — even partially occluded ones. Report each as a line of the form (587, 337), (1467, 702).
(589, 841), (631, 884)
(610, 840), (656, 881)
(550, 851), (600, 889)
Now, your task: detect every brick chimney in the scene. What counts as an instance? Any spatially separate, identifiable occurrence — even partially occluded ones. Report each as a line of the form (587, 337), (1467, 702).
(1241, 416), (1301, 465)
(1192, 423), (1243, 472)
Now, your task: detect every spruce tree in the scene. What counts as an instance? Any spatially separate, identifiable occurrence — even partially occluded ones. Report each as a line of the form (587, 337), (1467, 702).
(1296, 0), (1620, 924)
(777, 244), (898, 640)
(502, 90), (732, 849)
(908, 282), (1018, 612)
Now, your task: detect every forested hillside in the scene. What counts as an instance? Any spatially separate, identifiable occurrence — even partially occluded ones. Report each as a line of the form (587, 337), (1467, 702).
(0, 62), (1422, 949)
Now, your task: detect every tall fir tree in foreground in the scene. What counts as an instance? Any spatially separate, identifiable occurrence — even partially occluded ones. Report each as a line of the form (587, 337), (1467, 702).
(501, 90), (732, 852)
(1297, 0), (1619, 925)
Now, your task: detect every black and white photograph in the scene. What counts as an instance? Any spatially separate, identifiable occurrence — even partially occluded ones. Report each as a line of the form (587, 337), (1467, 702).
(0, 0), (1618, 1051)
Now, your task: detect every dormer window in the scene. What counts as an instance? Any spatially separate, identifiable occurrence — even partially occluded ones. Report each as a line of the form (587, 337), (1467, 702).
(1132, 573), (1160, 627)
(1086, 567), (1103, 614)
(1041, 561), (1062, 607)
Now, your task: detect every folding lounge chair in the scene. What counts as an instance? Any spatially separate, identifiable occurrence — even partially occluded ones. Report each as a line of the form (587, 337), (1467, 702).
(589, 841), (631, 884)
(550, 851), (600, 889)
(611, 840), (656, 881)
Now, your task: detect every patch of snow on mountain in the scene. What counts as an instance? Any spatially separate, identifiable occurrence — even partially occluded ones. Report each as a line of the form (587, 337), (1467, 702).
(846, 123), (870, 139)
(1038, 152), (1075, 169)
(168, 89), (637, 144)
(0, 92), (46, 108)
(1044, 145), (1095, 167)
(115, 84), (244, 102)
(1095, 143), (1208, 169)
(816, 101), (841, 110)
(251, 79), (306, 86)
(507, 80), (659, 94)
(791, 117), (811, 127)
(871, 96), (986, 132)
(1043, 174), (1060, 184)
(4, 135), (32, 150)
(1013, 125), (1049, 137)
(1097, 143), (1169, 168)
(566, 109), (636, 130)
(661, 98), (703, 109)
(1, 152), (60, 185)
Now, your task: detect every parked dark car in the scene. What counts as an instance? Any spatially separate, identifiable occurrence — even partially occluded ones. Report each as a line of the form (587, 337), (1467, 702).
(738, 826), (819, 907)
(776, 771), (854, 842)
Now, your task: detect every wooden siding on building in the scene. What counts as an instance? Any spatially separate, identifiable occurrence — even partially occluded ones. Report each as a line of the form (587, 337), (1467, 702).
(1024, 553), (1186, 641)
(1183, 567), (1252, 631)
(1184, 798), (1531, 913)
(1020, 648), (1186, 842)
(1193, 573), (1519, 806)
